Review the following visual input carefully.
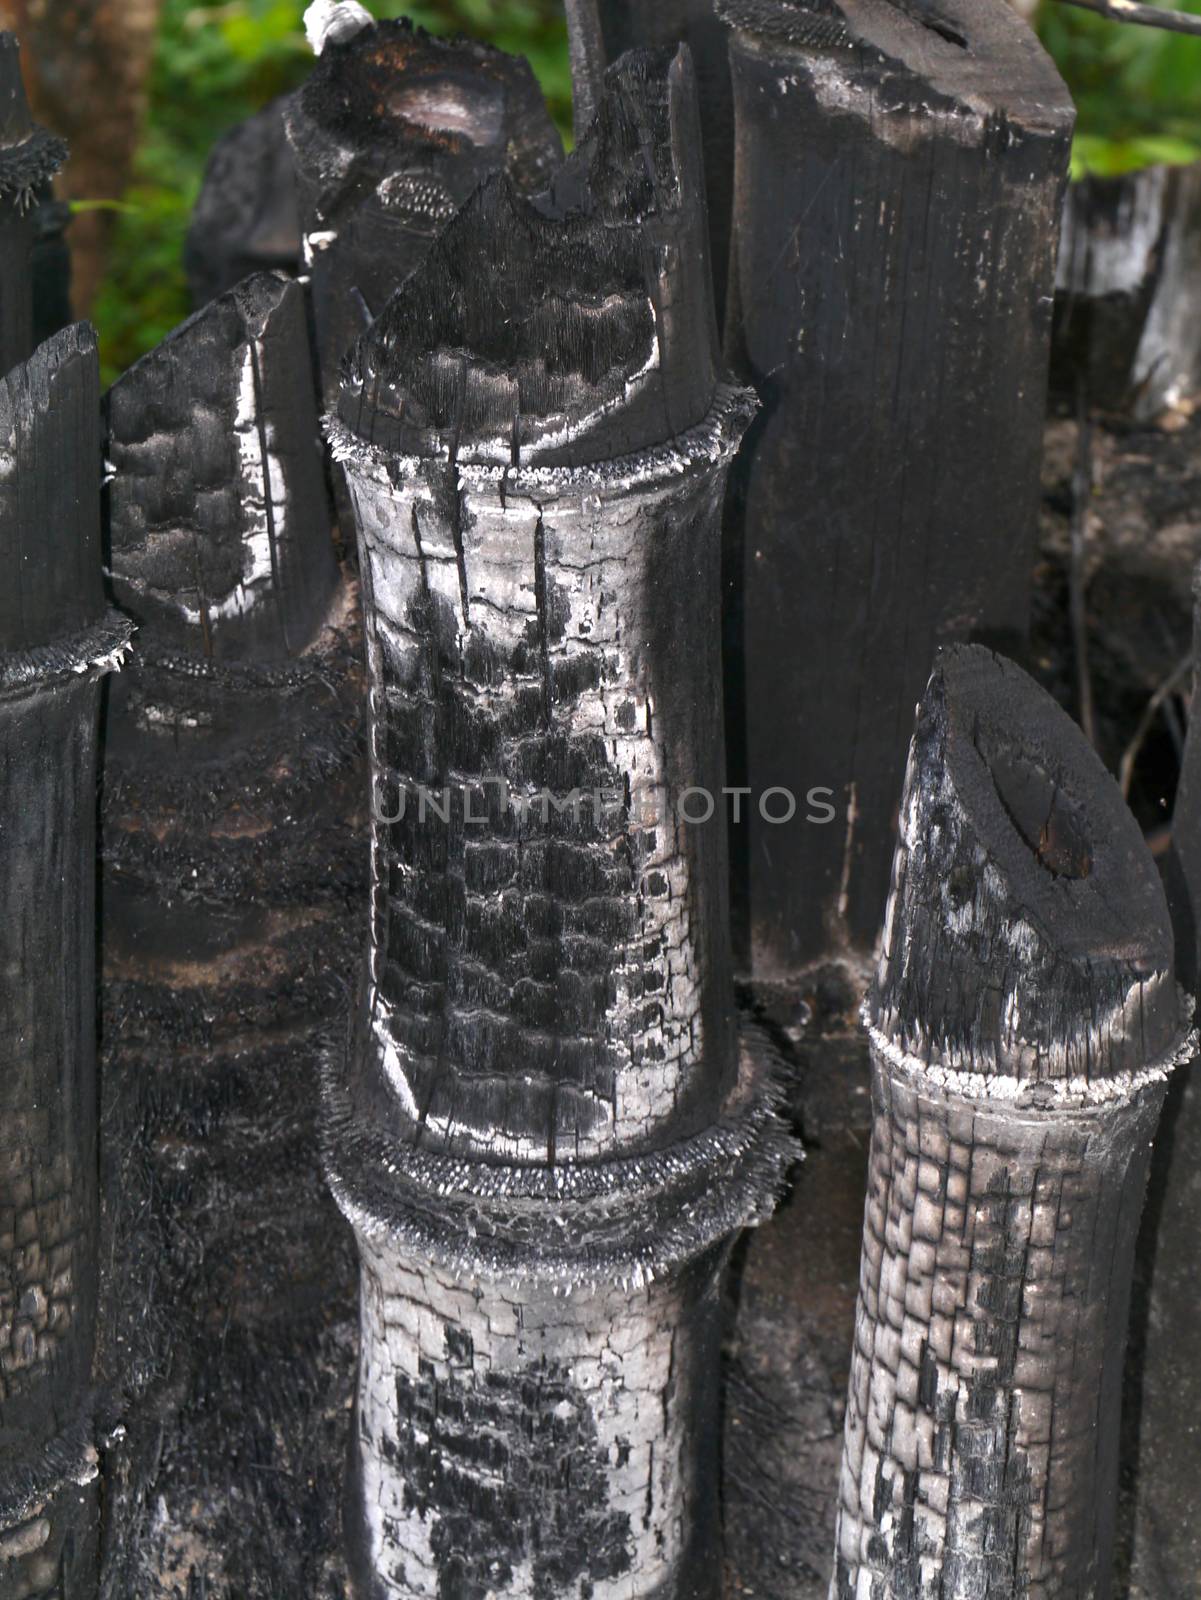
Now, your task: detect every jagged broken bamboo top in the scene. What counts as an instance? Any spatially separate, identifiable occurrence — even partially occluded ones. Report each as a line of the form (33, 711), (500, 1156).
(286, 15), (562, 236)
(716, 0), (1073, 134)
(338, 45), (723, 468)
(0, 32), (65, 203)
(869, 645), (1187, 1091)
(104, 272), (339, 664)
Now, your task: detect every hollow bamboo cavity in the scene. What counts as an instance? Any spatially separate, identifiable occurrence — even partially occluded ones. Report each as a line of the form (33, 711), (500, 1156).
(0, 323), (133, 1598)
(831, 644), (1191, 1600)
(284, 8), (563, 405)
(327, 46), (793, 1600)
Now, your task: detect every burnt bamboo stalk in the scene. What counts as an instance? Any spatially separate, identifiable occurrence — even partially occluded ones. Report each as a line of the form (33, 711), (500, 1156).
(831, 643), (1192, 1600)
(284, 5), (563, 409)
(0, 324), (133, 1595)
(1053, 160), (1201, 419)
(718, 0), (1074, 980)
(96, 272), (364, 1595)
(591, 0), (735, 320)
(0, 33), (65, 376)
(327, 46), (793, 1600)
(1130, 579), (1201, 1592)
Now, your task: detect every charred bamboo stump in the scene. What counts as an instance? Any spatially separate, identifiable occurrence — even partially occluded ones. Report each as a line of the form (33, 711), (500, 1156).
(327, 46), (794, 1600)
(184, 98), (302, 311)
(30, 191), (71, 348)
(0, 35), (65, 377)
(831, 644), (1192, 1599)
(718, 0), (1074, 979)
(1052, 162), (1201, 421)
(0, 324), (132, 1598)
(284, 5), (562, 410)
(95, 272), (366, 1595)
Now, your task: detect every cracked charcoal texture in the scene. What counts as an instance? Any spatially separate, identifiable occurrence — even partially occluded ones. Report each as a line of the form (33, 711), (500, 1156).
(285, 17), (563, 409)
(95, 273), (366, 1597)
(718, 0), (1074, 979)
(1052, 162), (1201, 422)
(831, 645), (1188, 1600)
(0, 327), (126, 1598)
(329, 47), (779, 1600)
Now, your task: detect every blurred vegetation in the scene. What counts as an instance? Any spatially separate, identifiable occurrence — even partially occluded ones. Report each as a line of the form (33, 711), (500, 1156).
(1036, 0), (1201, 177)
(89, 0), (571, 381)
(89, 0), (1201, 382)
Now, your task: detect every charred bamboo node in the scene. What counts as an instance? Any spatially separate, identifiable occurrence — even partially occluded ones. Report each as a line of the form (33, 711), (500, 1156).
(322, 1021), (794, 1285)
(832, 643), (1193, 1600)
(0, 33), (67, 383)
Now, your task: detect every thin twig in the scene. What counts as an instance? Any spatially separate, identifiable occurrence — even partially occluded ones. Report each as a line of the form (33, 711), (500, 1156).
(563, 0), (608, 144)
(1051, 0), (1201, 36)
(1069, 389), (1097, 748)
(1119, 654), (1193, 800)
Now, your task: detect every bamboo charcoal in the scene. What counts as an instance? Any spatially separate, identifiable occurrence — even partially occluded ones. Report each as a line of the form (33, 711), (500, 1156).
(96, 272), (364, 1595)
(1053, 161), (1201, 419)
(1130, 579), (1201, 1594)
(185, 99), (302, 310)
(831, 644), (1191, 1600)
(329, 47), (793, 1600)
(30, 192), (71, 348)
(592, 0), (736, 319)
(719, 0), (1074, 978)
(0, 35), (65, 381)
(284, 13), (563, 406)
(0, 324), (132, 1598)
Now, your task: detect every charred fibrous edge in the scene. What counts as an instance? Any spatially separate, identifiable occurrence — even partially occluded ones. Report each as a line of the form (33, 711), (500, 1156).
(338, 45), (722, 468)
(0, 1414), (98, 1532)
(323, 1021), (797, 1287)
(0, 34), (65, 203)
(327, 382), (756, 492)
(0, 128), (66, 203)
(0, 611), (133, 696)
(864, 995), (1196, 1110)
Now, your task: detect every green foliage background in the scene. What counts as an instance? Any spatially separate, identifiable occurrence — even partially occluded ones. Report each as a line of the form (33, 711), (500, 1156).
(90, 0), (1200, 383)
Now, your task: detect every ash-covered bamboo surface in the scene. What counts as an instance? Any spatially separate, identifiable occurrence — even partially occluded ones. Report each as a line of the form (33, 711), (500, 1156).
(718, 0), (1075, 980)
(0, 323), (133, 1598)
(832, 645), (1192, 1599)
(95, 270), (366, 1597)
(328, 43), (794, 1600)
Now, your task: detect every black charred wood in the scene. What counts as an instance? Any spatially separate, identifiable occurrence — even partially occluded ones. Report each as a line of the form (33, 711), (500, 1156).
(0, 34), (66, 380)
(329, 46), (793, 1600)
(95, 272), (365, 1595)
(184, 99), (302, 311)
(0, 323), (133, 1598)
(832, 643), (1191, 1599)
(1052, 161), (1201, 420)
(284, 14), (563, 408)
(719, 0), (1074, 979)
(593, 0), (735, 321)
(30, 191), (72, 348)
